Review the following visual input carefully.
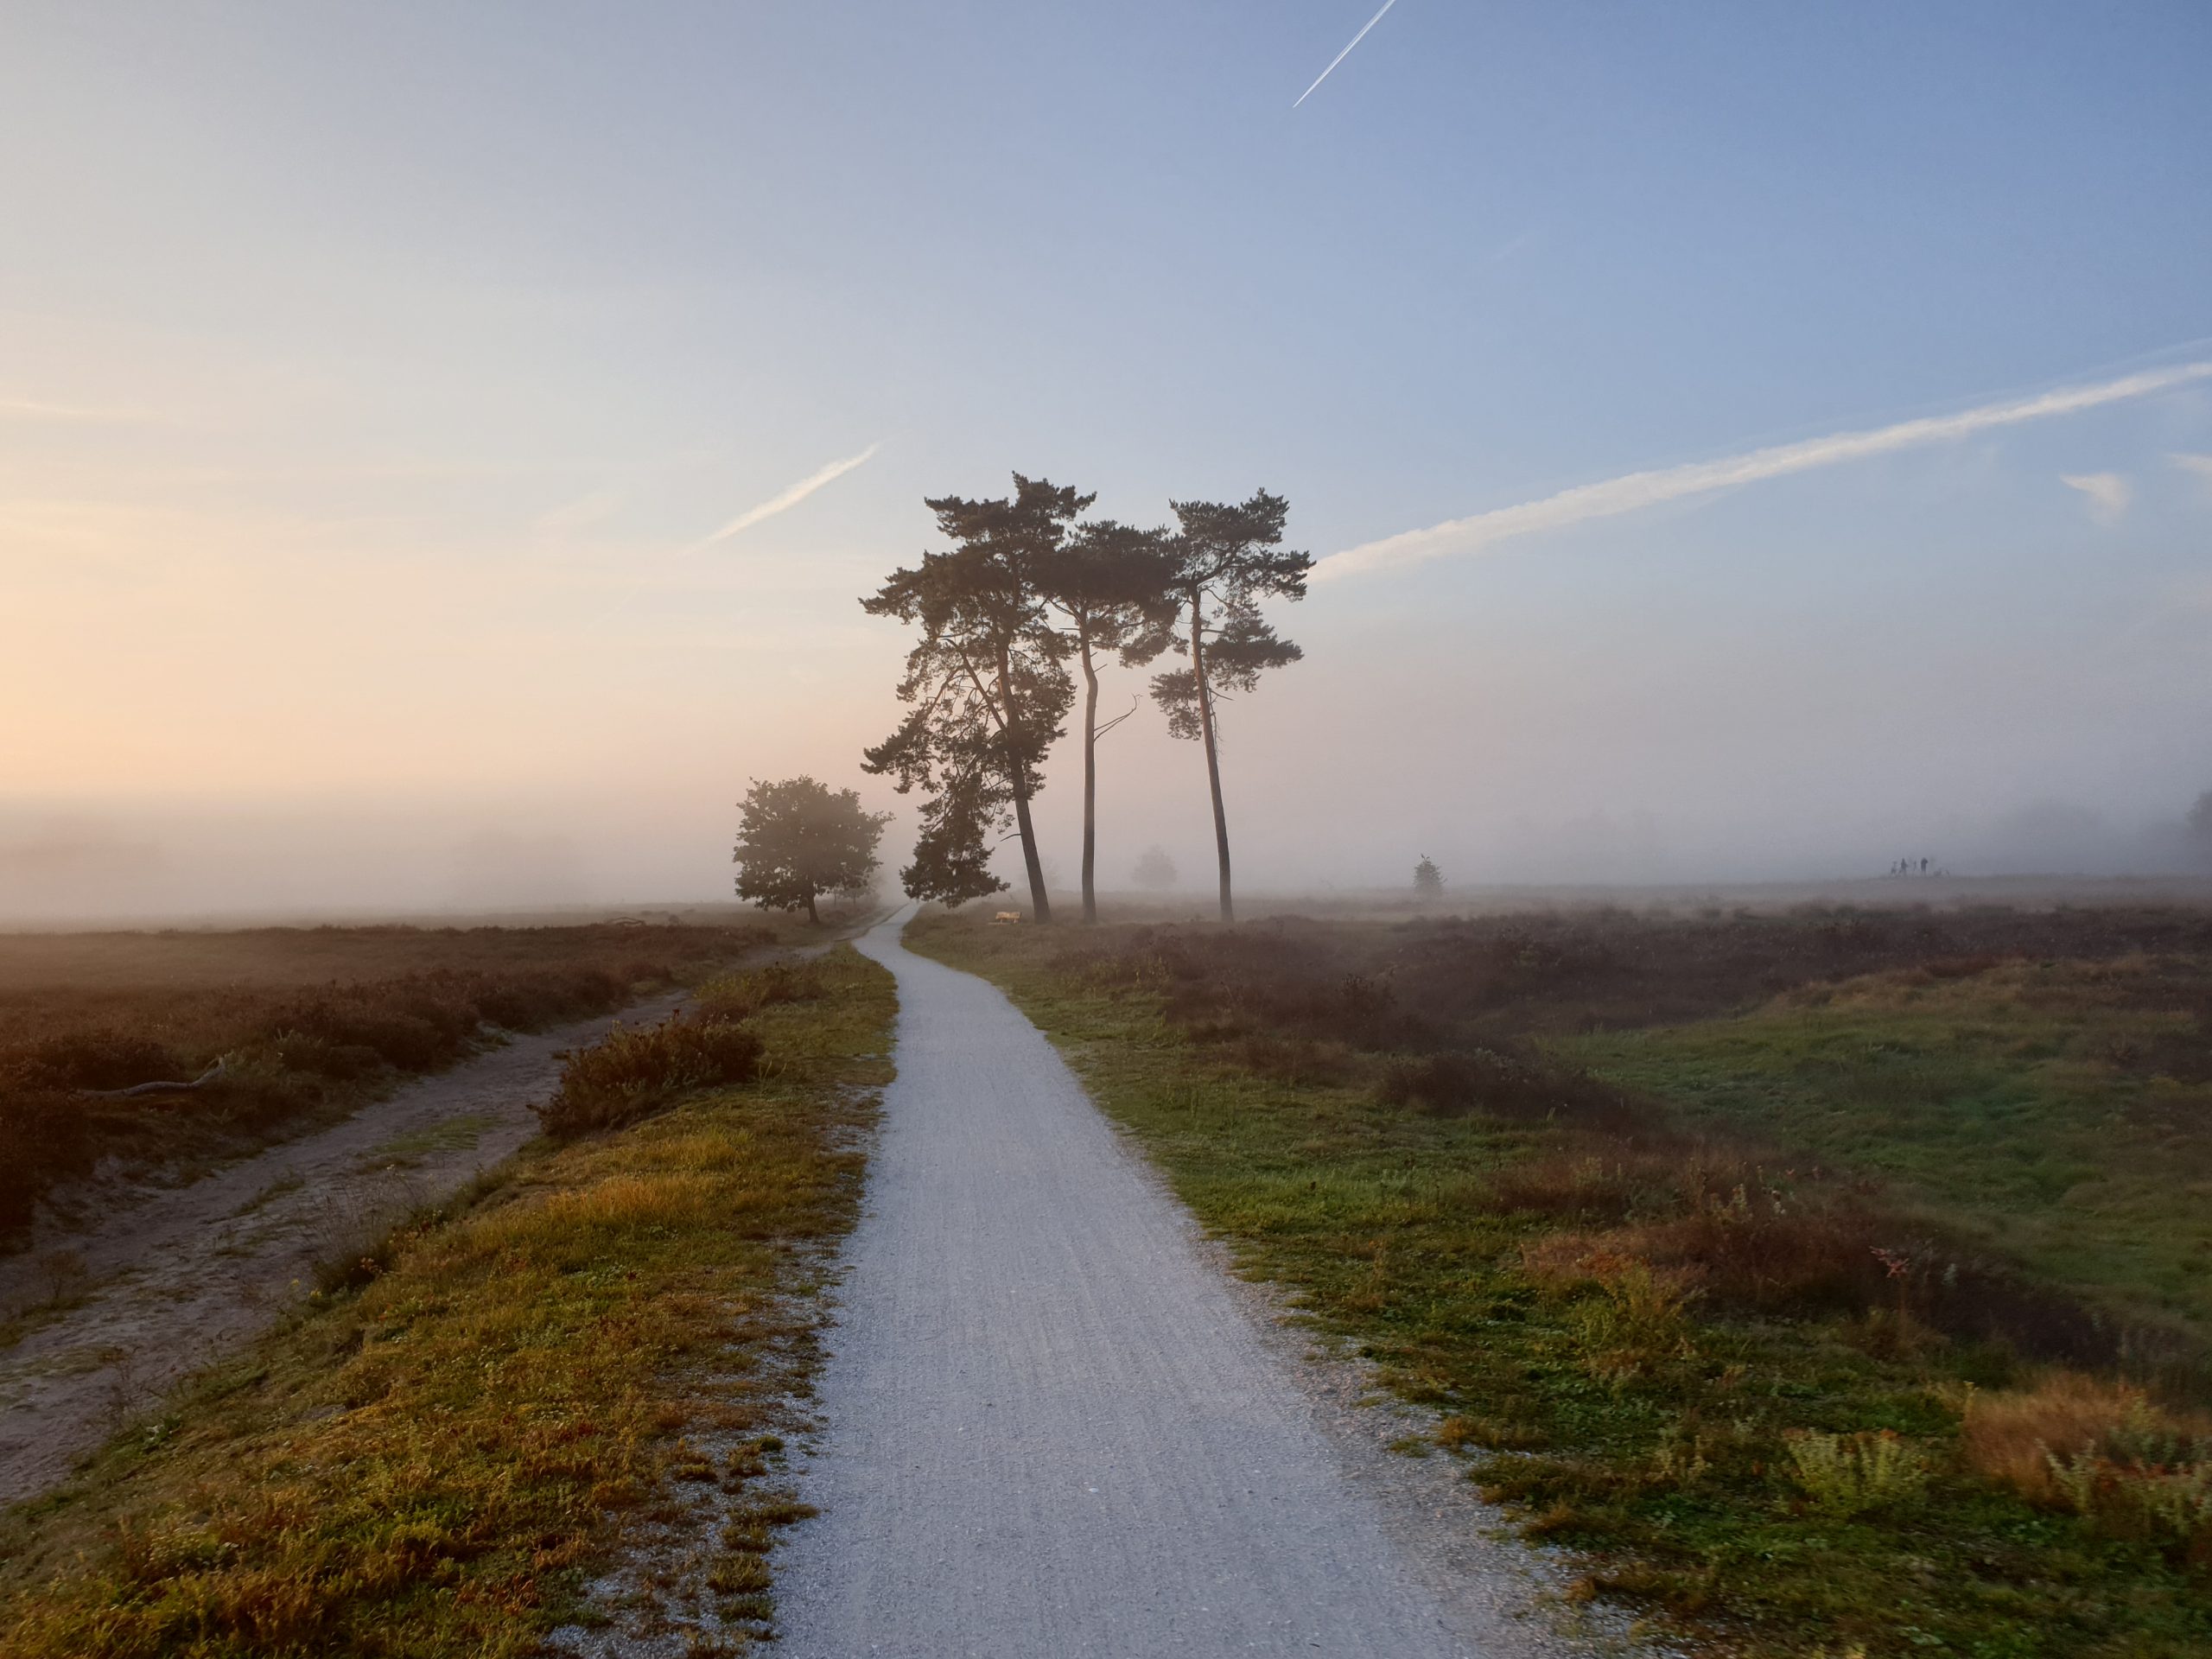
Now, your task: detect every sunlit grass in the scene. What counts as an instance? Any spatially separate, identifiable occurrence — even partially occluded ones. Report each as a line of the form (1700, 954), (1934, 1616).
(0, 944), (893, 1658)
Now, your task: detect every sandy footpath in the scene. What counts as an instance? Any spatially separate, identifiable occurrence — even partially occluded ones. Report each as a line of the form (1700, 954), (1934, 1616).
(771, 909), (1608, 1659)
(0, 986), (694, 1510)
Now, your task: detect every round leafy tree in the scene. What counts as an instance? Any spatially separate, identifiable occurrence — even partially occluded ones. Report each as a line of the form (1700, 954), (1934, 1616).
(734, 776), (891, 925)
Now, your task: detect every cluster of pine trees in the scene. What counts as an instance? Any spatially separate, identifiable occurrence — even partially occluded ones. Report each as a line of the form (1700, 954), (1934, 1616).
(861, 475), (1312, 925)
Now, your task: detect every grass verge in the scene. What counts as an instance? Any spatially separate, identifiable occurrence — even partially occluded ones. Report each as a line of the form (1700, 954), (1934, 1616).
(908, 908), (2212, 1659)
(0, 943), (893, 1657)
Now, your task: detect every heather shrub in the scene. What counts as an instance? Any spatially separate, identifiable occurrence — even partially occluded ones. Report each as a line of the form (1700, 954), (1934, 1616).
(689, 961), (826, 1024)
(14, 1030), (182, 1090)
(1377, 1044), (1645, 1129)
(536, 1016), (764, 1140)
(0, 1086), (89, 1236)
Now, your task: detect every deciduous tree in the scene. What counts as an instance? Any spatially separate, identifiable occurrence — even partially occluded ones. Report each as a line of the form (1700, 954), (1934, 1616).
(732, 776), (890, 925)
(861, 476), (1084, 919)
(1148, 491), (1312, 922)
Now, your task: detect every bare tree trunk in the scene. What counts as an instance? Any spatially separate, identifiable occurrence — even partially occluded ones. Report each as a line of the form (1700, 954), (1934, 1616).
(1079, 632), (1099, 925)
(998, 644), (1054, 923)
(805, 888), (819, 925)
(1191, 589), (1233, 923)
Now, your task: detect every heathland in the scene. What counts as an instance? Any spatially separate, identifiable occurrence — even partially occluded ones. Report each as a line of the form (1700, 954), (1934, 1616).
(912, 898), (2212, 1658)
(0, 945), (894, 1656)
(0, 918), (803, 1243)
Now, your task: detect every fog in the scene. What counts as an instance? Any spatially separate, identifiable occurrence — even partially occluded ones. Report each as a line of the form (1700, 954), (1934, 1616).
(5, 6), (2209, 927)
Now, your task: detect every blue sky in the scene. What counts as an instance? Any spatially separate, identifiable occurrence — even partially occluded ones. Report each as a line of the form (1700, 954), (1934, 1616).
(3, 3), (2209, 912)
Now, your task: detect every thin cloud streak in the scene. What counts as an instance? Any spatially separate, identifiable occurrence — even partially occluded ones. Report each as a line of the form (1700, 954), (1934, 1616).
(1294, 0), (1400, 108)
(2060, 472), (2131, 522)
(679, 442), (880, 556)
(2171, 452), (2212, 486)
(1316, 359), (2212, 582)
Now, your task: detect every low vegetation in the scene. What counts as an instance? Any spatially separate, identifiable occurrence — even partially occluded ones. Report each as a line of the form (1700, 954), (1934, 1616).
(0, 944), (894, 1657)
(535, 961), (839, 1140)
(0, 919), (791, 1243)
(912, 901), (2212, 1657)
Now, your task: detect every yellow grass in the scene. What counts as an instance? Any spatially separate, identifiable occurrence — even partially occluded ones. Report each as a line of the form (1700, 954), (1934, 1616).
(0, 944), (893, 1657)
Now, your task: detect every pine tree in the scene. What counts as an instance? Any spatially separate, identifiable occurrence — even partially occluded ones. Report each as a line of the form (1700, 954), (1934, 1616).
(1147, 491), (1312, 922)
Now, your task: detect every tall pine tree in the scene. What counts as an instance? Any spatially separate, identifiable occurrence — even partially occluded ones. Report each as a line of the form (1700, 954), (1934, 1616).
(861, 476), (1085, 919)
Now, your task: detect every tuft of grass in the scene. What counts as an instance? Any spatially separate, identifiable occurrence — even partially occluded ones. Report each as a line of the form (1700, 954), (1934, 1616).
(1784, 1428), (1933, 1517)
(0, 944), (893, 1658)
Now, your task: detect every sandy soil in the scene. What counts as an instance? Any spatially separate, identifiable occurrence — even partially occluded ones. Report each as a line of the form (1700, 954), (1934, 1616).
(0, 988), (695, 1510)
(766, 910), (1630, 1659)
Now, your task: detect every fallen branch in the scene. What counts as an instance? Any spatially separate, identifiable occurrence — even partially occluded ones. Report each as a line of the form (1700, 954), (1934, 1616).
(76, 1058), (226, 1100)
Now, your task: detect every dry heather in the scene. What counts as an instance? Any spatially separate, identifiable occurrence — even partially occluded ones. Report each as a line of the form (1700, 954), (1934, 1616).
(0, 944), (893, 1658)
(0, 921), (783, 1242)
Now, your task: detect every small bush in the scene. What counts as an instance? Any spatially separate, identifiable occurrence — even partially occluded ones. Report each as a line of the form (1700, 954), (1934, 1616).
(689, 961), (825, 1024)
(536, 1016), (764, 1140)
(1785, 1428), (1932, 1517)
(1522, 1245), (1700, 1386)
(1378, 1046), (1642, 1127)
(1963, 1372), (2212, 1554)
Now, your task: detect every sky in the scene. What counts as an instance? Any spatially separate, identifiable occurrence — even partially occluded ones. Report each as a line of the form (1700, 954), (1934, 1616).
(3, 1), (2211, 918)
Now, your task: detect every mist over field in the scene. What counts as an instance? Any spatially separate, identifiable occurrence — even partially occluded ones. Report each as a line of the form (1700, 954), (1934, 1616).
(5, 2), (2210, 923)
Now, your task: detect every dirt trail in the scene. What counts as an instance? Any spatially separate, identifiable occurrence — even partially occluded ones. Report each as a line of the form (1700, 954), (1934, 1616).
(772, 909), (1597, 1659)
(0, 987), (696, 1510)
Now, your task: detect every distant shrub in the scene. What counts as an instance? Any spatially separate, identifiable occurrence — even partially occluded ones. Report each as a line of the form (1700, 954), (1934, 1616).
(1377, 1046), (1641, 1128)
(536, 1016), (764, 1140)
(1785, 1428), (1931, 1517)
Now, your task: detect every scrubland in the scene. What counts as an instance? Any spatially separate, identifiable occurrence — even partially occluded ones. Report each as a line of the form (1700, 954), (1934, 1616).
(0, 919), (802, 1243)
(0, 947), (893, 1657)
(912, 899), (2212, 1657)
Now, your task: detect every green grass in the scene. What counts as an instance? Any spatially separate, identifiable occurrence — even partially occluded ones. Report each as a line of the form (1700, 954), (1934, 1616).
(910, 912), (2212, 1659)
(1567, 956), (2212, 1344)
(0, 944), (894, 1658)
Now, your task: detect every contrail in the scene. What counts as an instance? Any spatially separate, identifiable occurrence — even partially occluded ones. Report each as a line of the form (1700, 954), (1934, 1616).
(679, 442), (880, 555)
(1294, 0), (1400, 108)
(1313, 359), (2212, 582)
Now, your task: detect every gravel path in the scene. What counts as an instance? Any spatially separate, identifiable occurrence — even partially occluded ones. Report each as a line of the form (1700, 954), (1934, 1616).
(0, 985), (692, 1510)
(772, 909), (1581, 1659)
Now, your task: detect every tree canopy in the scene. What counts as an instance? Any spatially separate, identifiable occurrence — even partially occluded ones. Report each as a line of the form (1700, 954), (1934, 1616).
(1147, 490), (1313, 920)
(732, 776), (890, 925)
(861, 475), (1085, 915)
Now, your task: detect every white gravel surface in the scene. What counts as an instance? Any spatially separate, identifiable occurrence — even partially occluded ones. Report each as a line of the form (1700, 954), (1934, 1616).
(772, 909), (1599, 1659)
